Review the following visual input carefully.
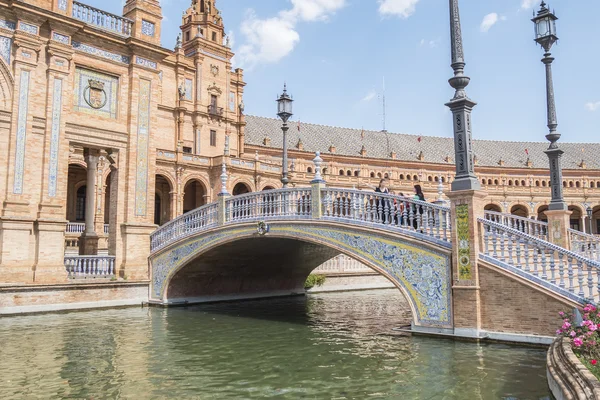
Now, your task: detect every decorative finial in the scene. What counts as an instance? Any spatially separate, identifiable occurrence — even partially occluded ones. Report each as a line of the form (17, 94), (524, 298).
(437, 175), (445, 203)
(224, 135), (230, 156)
(219, 163), (228, 194)
(448, 0), (471, 100)
(311, 151), (324, 183)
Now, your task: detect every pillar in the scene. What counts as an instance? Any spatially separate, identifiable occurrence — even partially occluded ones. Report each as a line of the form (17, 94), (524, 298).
(79, 149), (99, 255)
(447, 189), (487, 339)
(546, 210), (572, 250)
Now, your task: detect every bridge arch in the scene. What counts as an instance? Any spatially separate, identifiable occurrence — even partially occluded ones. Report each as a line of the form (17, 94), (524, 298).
(150, 221), (452, 330)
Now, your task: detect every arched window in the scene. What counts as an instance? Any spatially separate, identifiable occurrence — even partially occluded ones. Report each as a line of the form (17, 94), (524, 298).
(591, 182), (596, 189)
(346, 170), (352, 176)
(354, 170), (359, 177)
(399, 174), (405, 180)
(508, 180), (513, 186)
(407, 175), (412, 181)
(487, 179), (492, 185)
(428, 176), (433, 182)
(563, 181), (567, 188)
(322, 168), (328, 175)
(515, 180), (520, 187)
(494, 179), (498, 185)
(569, 181), (574, 188)
(413, 175), (418, 181)
(521, 180), (526, 186)
(542, 181), (547, 187)
(576, 181), (581, 188)
(370, 172), (375, 178)
(384, 173), (389, 179)
(307, 167), (313, 173)
(377, 172), (382, 178)
(441, 177), (446, 183)
(339, 170), (344, 176)
(481, 179), (486, 185)
(535, 180), (540, 187)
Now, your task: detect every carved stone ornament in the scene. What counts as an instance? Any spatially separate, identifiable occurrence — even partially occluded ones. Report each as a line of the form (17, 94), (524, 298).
(207, 83), (222, 94)
(257, 221), (270, 236)
(84, 79), (107, 109)
(210, 64), (219, 77)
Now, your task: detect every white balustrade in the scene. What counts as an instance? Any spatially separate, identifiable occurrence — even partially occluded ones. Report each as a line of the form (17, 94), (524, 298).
(66, 222), (86, 234)
(315, 255), (372, 274)
(484, 210), (548, 240)
(65, 255), (116, 278)
(72, 1), (133, 36)
(225, 188), (312, 222)
(570, 230), (600, 262)
(479, 218), (600, 303)
(150, 203), (218, 251)
(321, 188), (452, 242)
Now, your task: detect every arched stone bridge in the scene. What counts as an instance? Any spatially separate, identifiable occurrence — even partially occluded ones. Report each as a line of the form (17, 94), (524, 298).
(149, 176), (600, 339)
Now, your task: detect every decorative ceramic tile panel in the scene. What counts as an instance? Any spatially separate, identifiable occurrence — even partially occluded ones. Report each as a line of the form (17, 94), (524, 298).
(135, 79), (151, 216)
(13, 70), (30, 194)
(73, 68), (118, 119)
(52, 32), (69, 44)
(48, 78), (63, 197)
(18, 22), (38, 35)
(135, 56), (157, 69)
(150, 223), (452, 327)
(456, 204), (472, 280)
(141, 20), (155, 37)
(184, 78), (192, 101)
(0, 19), (16, 30)
(72, 41), (130, 64)
(0, 36), (11, 64)
(58, 0), (67, 11)
(229, 91), (235, 111)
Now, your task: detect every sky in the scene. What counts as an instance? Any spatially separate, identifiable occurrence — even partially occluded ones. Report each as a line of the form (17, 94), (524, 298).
(90, 0), (599, 143)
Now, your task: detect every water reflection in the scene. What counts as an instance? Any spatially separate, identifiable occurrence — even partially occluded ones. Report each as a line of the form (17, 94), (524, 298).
(0, 290), (550, 399)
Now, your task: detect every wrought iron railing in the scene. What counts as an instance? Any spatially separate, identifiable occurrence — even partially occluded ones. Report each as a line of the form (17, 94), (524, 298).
(207, 105), (224, 116)
(484, 210), (548, 239)
(321, 188), (452, 242)
(72, 1), (133, 36)
(225, 188), (312, 223)
(479, 218), (600, 303)
(65, 255), (116, 279)
(150, 203), (218, 251)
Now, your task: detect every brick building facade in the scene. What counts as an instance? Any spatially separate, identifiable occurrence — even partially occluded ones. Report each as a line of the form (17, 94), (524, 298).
(0, 0), (597, 285)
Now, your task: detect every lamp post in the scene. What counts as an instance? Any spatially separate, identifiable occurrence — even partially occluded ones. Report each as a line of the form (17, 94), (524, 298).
(276, 84), (293, 188)
(532, 2), (567, 211)
(446, 0), (480, 191)
(587, 206), (593, 235)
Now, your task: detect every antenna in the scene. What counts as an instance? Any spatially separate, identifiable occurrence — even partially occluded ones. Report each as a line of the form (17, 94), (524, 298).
(382, 76), (387, 133)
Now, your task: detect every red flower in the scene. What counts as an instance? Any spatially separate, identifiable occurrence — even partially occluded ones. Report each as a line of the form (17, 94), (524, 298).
(592, 360), (598, 366)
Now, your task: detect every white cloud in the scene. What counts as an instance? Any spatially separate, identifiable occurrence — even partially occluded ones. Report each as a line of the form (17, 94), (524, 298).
(585, 101), (600, 112)
(236, 0), (346, 68)
(480, 13), (502, 32)
(362, 90), (376, 102)
(378, 0), (421, 19)
(419, 38), (440, 48)
(521, 0), (539, 10)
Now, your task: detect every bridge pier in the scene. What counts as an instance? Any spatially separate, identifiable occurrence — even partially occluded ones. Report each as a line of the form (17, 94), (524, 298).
(447, 189), (487, 339)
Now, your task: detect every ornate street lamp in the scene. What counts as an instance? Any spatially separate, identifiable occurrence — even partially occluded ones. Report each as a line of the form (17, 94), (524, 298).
(446, 0), (480, 191)
(587, 206), (593, 234)
(276, 84), (293, 188)
(532, 2), (567, 211)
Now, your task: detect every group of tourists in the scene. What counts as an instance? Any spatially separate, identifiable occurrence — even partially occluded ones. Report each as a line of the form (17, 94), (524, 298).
(368, 178), (426, 227)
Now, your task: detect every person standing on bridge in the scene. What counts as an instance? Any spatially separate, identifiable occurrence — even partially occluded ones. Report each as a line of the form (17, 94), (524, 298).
(373, 179), (391, 223)
(412, 185), (425, 229)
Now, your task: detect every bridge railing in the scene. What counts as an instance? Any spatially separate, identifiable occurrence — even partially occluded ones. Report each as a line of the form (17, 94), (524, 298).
(484, 210), (548, 240)
(150, 203), (218, 251)
(570, 230), (600, 262)
(225, 188), (312, 223)
(65, 255), (116, 279)
(322, 188), (452, 242)
(478, 218), (600, 302)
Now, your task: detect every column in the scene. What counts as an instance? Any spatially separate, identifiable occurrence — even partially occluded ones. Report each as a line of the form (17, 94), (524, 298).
(79, 149), (99, 255)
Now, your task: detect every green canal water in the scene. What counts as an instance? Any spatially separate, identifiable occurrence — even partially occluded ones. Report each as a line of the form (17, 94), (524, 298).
(0, 290), (551, 399)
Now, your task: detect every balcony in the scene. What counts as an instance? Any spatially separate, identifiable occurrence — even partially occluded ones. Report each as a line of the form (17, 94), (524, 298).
(72, 1), (133, 37)
(207, 105), (224, 117)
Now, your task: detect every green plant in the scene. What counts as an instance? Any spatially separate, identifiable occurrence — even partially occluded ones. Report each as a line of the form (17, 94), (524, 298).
(557, 304), (600, 376)
(304, 274), (326, 289)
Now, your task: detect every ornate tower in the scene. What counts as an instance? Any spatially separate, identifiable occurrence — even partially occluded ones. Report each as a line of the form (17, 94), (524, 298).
(176, 0), (246, 158)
